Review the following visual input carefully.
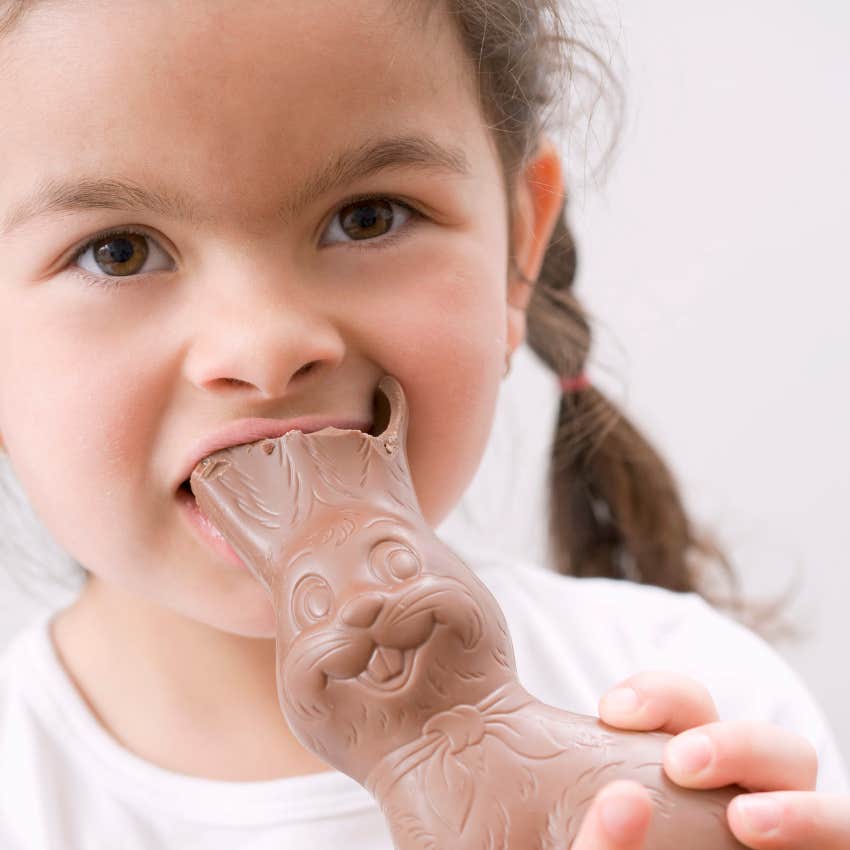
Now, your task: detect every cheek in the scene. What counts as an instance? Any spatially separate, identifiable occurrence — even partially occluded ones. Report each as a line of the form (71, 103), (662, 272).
(407, 358), (501, 528)
(359, 245), (508, 528)
(0, 306), (165, 569)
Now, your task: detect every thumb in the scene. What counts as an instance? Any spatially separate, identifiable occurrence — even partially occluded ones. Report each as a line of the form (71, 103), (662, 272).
(572, 780), (653, 850)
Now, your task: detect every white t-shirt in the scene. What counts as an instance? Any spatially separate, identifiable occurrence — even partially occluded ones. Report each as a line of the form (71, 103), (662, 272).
(1, 558), (847, 850)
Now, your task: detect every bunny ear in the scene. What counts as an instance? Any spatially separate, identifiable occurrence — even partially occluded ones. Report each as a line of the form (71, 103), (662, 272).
(424, 748), (475, 835)
(363, 375), (422, 515)
(375, 374), (409, 450)
(191, 448), (305, 592)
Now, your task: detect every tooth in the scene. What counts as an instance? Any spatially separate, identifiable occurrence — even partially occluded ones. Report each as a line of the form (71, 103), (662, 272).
(366, 646), (404, 682)
(198, 458), (231, 480)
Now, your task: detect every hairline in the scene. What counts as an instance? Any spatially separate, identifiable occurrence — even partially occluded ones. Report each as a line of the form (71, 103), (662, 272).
(0, 0), (40, 39)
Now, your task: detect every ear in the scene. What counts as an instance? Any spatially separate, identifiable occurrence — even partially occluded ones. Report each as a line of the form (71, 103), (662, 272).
(505, 134), (565, 358)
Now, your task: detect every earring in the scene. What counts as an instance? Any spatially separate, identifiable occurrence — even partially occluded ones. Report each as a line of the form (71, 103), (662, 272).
(503, 352), (512, 378)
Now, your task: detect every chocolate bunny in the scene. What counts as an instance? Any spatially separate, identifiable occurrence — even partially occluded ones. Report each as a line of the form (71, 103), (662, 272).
(190, 375), (745, 850)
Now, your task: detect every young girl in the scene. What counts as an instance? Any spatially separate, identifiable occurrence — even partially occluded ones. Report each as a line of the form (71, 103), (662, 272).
(0, 1), (847, 849)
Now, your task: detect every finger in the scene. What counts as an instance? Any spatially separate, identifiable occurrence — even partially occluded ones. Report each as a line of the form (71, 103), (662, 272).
(599, 671), (719, 734)
(572, 780), (653, 850)
(664, 721), (818, 792)
(727, 791), (850, 849)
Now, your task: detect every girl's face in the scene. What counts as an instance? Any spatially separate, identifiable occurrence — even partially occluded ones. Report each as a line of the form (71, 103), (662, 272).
(0, 1), (557, 637)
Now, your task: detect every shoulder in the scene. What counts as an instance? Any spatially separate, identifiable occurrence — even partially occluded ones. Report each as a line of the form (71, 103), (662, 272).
(474, 559), (719, 672)
(0, 616), (43, 712)
(0, 613), (65, 846)
(472, 559), (849, 792)
(0, 613), (55, 763)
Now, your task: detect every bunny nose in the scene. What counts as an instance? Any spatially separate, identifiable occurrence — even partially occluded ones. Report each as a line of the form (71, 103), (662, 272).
(340, 592), (385, 629)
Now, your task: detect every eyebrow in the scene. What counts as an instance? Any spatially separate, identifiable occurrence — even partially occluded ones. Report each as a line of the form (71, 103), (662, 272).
(0, 134), (471, 236)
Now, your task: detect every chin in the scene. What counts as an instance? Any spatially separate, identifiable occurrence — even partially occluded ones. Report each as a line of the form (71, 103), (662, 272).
(223, 619), (278, 640)
(222, 606), (278, 639)
(175, 594), (278, 639)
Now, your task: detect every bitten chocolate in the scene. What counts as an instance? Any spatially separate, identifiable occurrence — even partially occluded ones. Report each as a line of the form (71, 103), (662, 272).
(189, 375), (746, 850)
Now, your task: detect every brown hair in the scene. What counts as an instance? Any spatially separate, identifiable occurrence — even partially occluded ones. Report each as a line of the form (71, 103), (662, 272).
(1, 0), (788, 634)
(427, 0), (792, 635)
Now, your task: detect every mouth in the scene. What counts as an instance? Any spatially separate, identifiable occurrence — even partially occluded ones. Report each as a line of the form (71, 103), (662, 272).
(174, 417), (381, 504)
(177, 478), (195, 501)
(174, 380), (394, 502)
(356, 645), (419, 692)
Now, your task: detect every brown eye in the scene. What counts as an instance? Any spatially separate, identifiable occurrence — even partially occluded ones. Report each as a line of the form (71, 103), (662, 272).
(368, 539), (421, 584)
(74, 230), (174, 284)
(92, 233), (149, 276)
(321, 196), (417, 248)
(339, 199), (394, 240)
(291, 573), (334, 630)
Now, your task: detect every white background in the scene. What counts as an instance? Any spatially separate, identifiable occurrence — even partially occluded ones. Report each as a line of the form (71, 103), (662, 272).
(558, 0), (849, 761)
(1, 0), (848, 768)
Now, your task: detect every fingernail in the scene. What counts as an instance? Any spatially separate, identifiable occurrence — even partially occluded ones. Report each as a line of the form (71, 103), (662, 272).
(735, 797), (782, 834)
(599, 793), (644, 841)
(603, 687), (642, 715)
(667, 733), (713, 776)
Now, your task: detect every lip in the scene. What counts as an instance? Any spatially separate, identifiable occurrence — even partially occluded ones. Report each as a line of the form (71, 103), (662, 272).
(174, 414), (373, 492)
(177, 484), (251, 571)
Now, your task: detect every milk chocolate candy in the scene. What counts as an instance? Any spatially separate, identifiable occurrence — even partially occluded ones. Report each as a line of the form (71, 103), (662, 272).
(190, 375), (746, 850)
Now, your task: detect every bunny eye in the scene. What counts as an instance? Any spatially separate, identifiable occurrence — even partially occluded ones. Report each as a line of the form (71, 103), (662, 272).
(291, 573), (334, 630)
(368, 539), (421, 584)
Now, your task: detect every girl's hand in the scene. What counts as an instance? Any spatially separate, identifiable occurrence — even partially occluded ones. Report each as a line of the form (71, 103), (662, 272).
(571, 779), (653, 849)
(598, 671), (850, 849)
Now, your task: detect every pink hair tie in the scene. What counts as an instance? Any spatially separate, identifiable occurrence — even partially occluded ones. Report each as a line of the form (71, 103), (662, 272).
(559, 373), (590, 393)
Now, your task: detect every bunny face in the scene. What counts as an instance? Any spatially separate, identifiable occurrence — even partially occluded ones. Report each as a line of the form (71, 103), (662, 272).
(190, 376), (517, 779)
(272, 507), (516, 781)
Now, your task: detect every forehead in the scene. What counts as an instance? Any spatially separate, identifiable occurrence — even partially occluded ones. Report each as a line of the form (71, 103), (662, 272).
(0, 0), (484, 225)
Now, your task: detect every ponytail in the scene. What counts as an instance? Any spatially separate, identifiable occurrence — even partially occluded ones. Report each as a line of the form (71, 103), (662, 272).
(525, 204), (793, 638)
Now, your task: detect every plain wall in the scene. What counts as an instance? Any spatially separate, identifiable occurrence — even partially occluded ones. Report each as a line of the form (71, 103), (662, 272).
(560, 0), (850, 762)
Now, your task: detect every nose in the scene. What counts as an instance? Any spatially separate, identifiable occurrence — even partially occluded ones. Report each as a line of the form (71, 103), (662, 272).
(340, 591), (385, 629)
(182, 269), (347, 399)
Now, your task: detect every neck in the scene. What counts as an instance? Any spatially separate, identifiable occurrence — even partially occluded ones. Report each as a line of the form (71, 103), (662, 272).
(364, 680), (530, 799)
(50, 575), (331, 780)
